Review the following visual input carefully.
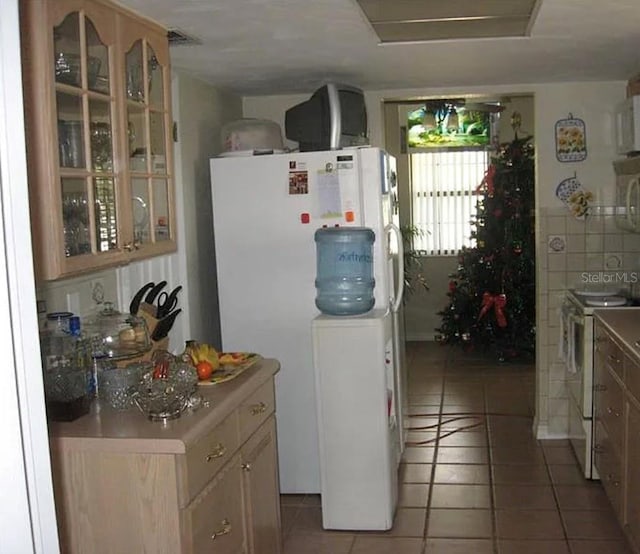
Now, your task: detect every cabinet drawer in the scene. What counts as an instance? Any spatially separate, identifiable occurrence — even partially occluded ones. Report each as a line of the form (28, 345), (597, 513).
(182, 454), (245, 554)
(601, 334), (624, 379)
(182, 411), (240, 505)
(596, 367), (624, 452)
(625, 354), (640, 405)
(239, 380), (275, 444)
(594, 421), (623, 517)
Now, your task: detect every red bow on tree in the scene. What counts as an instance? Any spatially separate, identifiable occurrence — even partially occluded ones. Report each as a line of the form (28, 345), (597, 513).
(476, 164), (496, 196)
(478, 292), (507, 328)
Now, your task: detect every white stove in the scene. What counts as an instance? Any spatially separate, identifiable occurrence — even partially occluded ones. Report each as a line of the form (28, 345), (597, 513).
(562, 289), (634, 478)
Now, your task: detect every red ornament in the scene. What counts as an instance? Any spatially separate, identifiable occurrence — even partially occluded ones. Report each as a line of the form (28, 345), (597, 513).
(478, 292), (508, 328)
(448, 280), (457, 293)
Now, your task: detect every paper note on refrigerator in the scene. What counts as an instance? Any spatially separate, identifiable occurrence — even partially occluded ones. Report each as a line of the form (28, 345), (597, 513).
(317, 170), (342, 218)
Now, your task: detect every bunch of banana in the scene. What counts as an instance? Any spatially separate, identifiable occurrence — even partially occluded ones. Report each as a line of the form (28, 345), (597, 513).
(184, 341), (220, 370)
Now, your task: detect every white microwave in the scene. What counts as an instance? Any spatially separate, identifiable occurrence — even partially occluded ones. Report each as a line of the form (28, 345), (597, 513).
(615, 95), (640, 155)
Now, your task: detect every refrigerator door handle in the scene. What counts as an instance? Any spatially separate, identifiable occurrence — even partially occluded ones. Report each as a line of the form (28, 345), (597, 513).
(385, 223), (404, 313)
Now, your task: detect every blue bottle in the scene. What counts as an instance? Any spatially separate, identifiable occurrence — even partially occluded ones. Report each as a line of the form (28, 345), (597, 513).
(314, 227), (375, 316)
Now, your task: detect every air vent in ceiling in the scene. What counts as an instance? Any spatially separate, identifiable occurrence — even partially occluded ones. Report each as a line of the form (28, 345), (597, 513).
(167, 28), (201, 47)
(356, 0), (542, 44)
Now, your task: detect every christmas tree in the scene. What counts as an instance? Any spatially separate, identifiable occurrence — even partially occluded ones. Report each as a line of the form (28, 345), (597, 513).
(436, 132), (536, 361)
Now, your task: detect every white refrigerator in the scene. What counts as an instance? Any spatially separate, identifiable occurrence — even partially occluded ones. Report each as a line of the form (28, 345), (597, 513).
(210, 146), (406, 494)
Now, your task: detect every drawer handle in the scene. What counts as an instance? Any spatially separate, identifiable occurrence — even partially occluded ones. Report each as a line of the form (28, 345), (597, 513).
(606, 474), (620, 487)
(211, 518), (231, 540)
(593, 443), (605, 453)
(205, 443), (226, 462)
(594, 384), (607, 392)
(241, 462), (252, 472)
(250, 401), (267, 415)
(607, 354), (621, 363)
(606, 407), (621, 418)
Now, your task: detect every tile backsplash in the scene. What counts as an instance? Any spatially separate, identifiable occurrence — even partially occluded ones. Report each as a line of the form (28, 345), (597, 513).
(536, 205), (640, 438)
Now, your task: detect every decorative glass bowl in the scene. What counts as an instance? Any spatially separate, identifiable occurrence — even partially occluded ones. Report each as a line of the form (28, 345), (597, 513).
(131, 352), (198, 421)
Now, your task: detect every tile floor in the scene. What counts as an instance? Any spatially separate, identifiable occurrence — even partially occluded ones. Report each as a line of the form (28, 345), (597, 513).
(280, 341), (636, 554)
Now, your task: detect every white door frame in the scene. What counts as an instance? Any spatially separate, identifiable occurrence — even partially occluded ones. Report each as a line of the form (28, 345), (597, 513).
(0, 1), (60, 552)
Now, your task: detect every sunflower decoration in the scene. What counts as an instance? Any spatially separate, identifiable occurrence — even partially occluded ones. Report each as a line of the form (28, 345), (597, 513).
(568, 190), (593, 219)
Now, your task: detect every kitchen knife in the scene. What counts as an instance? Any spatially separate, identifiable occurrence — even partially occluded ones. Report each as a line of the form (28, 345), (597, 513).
(151, 308), (182, 341)
(156, 285), (182, 319)
(129, 282), (155, 315)
(144, 280), (167, 305)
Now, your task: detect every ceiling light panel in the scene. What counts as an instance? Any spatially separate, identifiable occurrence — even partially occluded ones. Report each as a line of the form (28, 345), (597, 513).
(356, 0), (540, 42)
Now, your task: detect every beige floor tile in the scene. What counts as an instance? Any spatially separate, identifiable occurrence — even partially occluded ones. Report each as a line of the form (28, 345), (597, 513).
(406, 431), (438, 446)
(350, 536), (424, 553)
(491, 445), (545, 465)
(283, 531), (355, 554)
(402, 447), (436, 464)
(399, 463), (433, 483)
(495, 509), (565, 539)
(567, 539), (635, 553)
(548, 463), (588, 485)
(408, 405), (441, 416)
(290, 506), (324, 533)
(281, 505), (300, 538)
(493, 484), (556, 509)
(437, 431), (487, 447)
(425, 538), (494, 553)
(497, 539), (570, 554)
(543, 446), (579, 465)
(437, 446), (489, 464)
(554, 483), (611, 510)
(409, 394), (443, 406)
(430, 484), (491, 509)
(280, 494), (307, 506)
(561, 510), (627, 540)
(434, 463), (490, 484)
(385, 508), (427, 537)
(427, 508), (493, 538)
(398, 483), (430, 507)
(491, 464), (551, 485)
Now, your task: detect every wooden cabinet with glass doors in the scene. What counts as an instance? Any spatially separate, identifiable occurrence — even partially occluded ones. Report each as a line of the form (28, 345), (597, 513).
(21, 0), (176, 281)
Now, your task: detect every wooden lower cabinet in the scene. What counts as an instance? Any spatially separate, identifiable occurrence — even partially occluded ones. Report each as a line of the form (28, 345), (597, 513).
(50, 361), (282, 554)
(626, 399), (640, 550)
(241, 417), (282, 554)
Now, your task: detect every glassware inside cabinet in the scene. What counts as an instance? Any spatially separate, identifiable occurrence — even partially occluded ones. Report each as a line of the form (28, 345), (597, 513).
(147, 46), (163, 107)
(57, 93), (85, 169)
(85, 19), (109, 94)
(61, 179), (90, 257)
(89, 99), (113, 172)
(131, 178), (150, 244)
(94, 177), (118, 253)
(152, 178), (170, 242)
(53, 13), (81, 88)
(125, 41), (144, 102)
(149, 110), (167, 174)
(128, 105), (146, 171)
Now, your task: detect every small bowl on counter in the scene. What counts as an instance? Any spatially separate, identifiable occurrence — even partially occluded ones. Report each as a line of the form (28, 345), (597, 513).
(131, 351), (200, 422)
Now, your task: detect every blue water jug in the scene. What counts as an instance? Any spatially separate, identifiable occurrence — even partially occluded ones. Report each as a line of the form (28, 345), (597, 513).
(314, 227), (375, 316)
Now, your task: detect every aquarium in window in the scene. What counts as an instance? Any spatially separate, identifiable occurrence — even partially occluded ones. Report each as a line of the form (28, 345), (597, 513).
(407, 100), (499, 150)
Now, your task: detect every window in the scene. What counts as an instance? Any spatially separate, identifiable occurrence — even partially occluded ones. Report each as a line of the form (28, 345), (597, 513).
(410, 150), (489, 255)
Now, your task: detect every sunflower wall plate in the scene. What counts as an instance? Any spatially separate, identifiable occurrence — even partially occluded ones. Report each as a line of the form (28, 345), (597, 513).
(555, 114), (587, 162)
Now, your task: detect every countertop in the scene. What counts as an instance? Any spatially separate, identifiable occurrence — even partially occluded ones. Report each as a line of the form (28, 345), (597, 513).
(594, 308), (640, 359)
(48, 357), (280, 455)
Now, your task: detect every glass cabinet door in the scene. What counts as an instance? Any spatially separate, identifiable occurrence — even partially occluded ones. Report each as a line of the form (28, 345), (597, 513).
(54, 12), (118, 258)
(125, 40), (172, 248)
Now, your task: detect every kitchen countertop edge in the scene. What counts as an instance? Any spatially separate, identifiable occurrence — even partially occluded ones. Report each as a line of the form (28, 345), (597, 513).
(48, 358), (280, 455)
(593, 308), (640, 360)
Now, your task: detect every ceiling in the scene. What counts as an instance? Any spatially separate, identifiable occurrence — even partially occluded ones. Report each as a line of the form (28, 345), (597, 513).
(118, 0), (640, 97)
